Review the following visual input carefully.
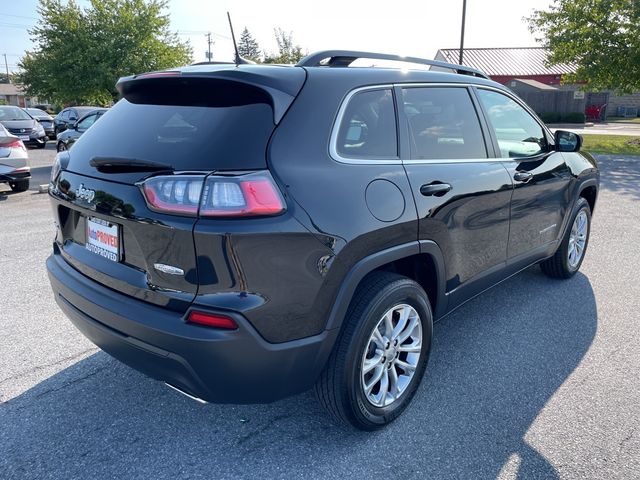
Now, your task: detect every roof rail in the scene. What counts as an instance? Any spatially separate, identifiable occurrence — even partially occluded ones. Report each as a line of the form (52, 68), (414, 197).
(296, 50), (490, 79)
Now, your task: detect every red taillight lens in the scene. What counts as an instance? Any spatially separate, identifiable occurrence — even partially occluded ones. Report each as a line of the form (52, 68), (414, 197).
(200, 172), (286, 217)
(140, 171), (285, 218)
(187, 311), (238, 329)
(141, 175), (204, 215)
(2, 139), (26, 151)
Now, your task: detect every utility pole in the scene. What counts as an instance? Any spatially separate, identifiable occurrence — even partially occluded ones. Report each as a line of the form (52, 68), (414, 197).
(3, 54), (10, 83)
(205, 33), (213, 61)
(458, 0), (467, 65)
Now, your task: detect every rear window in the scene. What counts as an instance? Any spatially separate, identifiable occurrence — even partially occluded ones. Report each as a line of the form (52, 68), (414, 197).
(70, 87), (275, 171)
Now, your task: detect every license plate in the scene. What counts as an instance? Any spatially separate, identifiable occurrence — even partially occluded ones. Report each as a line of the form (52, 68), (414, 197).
(19, 135), (30, 141)
(86, 217), (119, 262)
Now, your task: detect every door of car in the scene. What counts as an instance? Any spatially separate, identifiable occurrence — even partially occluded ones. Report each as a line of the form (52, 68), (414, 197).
(474, 87), (572, 261)
(399, 85), (514, 310)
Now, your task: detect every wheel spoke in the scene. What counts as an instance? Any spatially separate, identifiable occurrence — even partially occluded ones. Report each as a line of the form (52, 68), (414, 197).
(372, 328), (386, 348)
(383, 310), (394, 338)
(396, 359), (416, 373)
(397, 316), (419, 344)
(389, 365), (400, 398)
(398, 342), (421, 353)
(391, 306), (410, 340)
(378, 368), (389, 406)
(364, 365), (385, 394)
(363, 352), (383, 374)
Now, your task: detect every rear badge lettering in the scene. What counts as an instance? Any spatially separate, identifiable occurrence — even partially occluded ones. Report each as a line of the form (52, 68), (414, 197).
(76, 183), (96, 203)
(153, 263), (185, 276)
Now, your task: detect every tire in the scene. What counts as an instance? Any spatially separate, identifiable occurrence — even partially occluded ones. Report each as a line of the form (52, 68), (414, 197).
(57, 142), (66, 152)
(541, 197), (591, 279)
(315, 271), (433, 430)
(36, 141), (46, 149)
(9, 179), (29, 192)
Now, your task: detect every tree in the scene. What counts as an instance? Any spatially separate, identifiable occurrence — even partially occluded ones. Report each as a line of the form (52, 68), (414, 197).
(237, 27), (261, 62)
(18, 0), (192, 106)
(528, 0), (640, 93)
(263, 28), (305, 64)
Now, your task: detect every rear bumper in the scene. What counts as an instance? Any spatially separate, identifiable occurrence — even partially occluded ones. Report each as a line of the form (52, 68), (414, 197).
(46, 248), (338, 404)
(0, 169), (30, 183)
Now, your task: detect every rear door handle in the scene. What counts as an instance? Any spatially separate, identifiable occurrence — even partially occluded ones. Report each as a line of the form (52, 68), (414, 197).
(420, 182), (452, 197)
(514, 171), (533, 183)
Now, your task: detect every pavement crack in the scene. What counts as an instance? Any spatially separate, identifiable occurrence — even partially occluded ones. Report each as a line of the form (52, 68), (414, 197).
(0, 347), (98, 388)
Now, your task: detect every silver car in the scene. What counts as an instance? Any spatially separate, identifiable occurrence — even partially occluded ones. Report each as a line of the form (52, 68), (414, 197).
(0, 123), (30, 192)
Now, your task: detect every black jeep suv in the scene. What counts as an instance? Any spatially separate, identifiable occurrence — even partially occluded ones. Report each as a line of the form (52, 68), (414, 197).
(47, 51), (599, 430)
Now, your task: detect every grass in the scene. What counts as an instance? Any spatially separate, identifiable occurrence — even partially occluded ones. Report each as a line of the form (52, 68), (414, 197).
(606, 117), (640, 124)
(581, 134), (640, 155)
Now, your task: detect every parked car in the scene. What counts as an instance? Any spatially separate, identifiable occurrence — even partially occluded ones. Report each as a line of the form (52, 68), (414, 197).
(0, 105), (47, 149)
(53, 106), (100, 137)
(56, 108), (108, 151)
(25, 107), (55, 139)
(46, 50), (599, 430)
(0, 123), (30, 192)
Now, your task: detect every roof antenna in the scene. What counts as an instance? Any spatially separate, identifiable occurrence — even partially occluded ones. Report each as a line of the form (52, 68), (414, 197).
(227, 12), (252, 65)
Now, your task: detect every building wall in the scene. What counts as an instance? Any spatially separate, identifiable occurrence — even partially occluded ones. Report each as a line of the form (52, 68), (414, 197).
(606, 93), (640, 117)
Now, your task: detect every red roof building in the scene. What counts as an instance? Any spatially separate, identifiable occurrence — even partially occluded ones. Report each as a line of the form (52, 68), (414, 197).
(435, 47), (576, 86)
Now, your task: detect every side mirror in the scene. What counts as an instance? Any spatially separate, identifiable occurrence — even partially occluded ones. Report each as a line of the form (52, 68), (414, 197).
(554, 130), (582, 152)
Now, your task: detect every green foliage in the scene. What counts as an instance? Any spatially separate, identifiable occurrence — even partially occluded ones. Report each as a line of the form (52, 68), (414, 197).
(263, 28), (305, 64)
(18, 0), (192, 106)
(238, 27), (261, 62)
(0, 73), (16, 84)
(528, 0), (640, 93)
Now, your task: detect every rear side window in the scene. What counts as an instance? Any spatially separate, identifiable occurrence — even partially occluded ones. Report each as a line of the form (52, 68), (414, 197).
(336, 89), (397, 159)
(476, 89), (547, 158)
(70, 96), (275, 171)
(402, 87), (487, 160)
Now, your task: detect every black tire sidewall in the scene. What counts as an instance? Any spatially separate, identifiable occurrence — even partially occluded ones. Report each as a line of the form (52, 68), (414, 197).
(344, 280), (433, 428)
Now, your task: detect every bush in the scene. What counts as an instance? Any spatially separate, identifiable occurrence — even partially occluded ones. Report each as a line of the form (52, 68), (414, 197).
(560, 112), (586, 123)
(537, 112), (585, 124)
(538, 112), (561, 123)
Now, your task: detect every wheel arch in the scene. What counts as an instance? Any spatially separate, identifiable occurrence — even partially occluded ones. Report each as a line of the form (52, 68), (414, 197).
(325, 241), (447, 332)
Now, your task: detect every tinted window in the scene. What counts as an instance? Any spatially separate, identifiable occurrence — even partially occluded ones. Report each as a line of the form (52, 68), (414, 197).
(477, 89), (547, 158)
(403, 87), (487, 160)
(77, 113), (97, 130)
(336, 89), (397, 158)
(60, 110), (70, 121)
(68, 98), (274, 171)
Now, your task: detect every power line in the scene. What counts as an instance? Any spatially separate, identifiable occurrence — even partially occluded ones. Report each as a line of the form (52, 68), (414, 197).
(0, 13), (38, 21)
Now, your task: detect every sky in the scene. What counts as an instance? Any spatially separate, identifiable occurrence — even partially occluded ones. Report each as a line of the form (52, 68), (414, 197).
(0, 0), (554, 72)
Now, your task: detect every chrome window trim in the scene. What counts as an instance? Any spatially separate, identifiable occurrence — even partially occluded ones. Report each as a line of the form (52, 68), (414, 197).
(329, 82), (554, 166)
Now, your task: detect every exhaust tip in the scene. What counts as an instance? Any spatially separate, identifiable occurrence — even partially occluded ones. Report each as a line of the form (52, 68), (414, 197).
(165, 382), (208, 404)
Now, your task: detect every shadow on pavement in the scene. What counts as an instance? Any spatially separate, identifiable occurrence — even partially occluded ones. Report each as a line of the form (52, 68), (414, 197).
(595, 153), (640, 201)
(0, 268), (597, 479)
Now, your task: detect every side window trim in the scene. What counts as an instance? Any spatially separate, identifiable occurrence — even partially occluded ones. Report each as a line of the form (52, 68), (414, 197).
(329, 84), (402, 164)
(473, 86), (554, 160)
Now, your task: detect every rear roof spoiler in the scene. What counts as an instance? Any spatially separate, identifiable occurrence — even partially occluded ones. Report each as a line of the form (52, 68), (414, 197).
(297, 50), (489, 79)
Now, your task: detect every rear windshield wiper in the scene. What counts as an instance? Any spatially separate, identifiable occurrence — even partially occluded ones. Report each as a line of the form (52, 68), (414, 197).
(89, 157), (174, 174)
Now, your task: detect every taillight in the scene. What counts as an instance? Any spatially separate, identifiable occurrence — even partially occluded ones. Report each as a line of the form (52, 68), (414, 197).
(2, 139), (26, 151)
(140, 171), (286, 217)
(187, 311), (238, 329)
(142, 175), (204, 215)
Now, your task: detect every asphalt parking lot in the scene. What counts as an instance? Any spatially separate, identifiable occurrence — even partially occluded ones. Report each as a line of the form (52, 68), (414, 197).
(1, 146), (639, 479)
